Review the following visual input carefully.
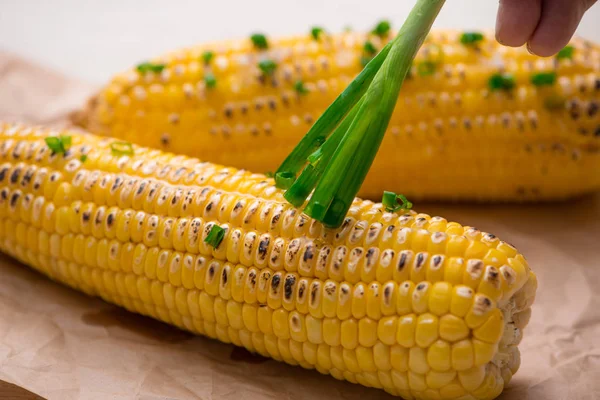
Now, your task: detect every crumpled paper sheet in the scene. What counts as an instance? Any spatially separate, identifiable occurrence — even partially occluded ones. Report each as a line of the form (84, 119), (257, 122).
(0, 51), (599, 400)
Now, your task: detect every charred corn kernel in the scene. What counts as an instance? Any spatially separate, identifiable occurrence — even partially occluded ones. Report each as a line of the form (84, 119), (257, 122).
(0, 123), (537, 398)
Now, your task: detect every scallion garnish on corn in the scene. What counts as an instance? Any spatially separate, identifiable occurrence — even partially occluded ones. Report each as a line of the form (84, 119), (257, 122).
(274, 0), (446, 228)
(204, 224), (225, 248)
(110, 141), (134, 157)
(44, 135), (72, 154)
(136, 62), (165, 74)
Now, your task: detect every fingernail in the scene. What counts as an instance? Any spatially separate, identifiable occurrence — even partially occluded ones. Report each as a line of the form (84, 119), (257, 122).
(526, 42), (535, 55)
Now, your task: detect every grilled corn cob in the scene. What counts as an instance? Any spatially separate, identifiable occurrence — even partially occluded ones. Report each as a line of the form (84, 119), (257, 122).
(0, 122), (537, 399)
(77, 29), (600, 201)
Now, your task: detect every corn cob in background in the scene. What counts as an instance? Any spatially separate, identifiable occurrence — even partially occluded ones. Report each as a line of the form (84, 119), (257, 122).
(76, 28), (600, 201)
(0, 122), (537, 399)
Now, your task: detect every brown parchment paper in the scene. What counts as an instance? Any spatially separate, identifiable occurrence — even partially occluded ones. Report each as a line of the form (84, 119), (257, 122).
(0, 51), (599, 400)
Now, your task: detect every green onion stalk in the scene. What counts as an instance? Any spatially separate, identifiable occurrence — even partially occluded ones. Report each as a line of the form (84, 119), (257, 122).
(275, 0), (446, 228)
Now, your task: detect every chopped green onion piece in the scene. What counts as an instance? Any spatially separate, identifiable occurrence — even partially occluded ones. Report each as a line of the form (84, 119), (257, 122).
(417, 61), (437, 76)
(382, 191), (413, 212)
(44, 135), (72, 154)
(80, 155), (88, 163)
(363, 41), (377, 55)
(258, 59), (277, 75)
(202, 51), (214, 64)
(460, 32), (484, 45)
(311, 27), (325, 41)
(136, 62), (166, 74)
(556, 45), (574, 60)
(250, 33), (269, 49)
(488, 73), (516, 91)
(204, 224), (225, 248)
(204, 73), (217, 88)
(544, 94), (566, 110)
(276, 0), (445, 227)
(294, 80), (309, 95)
(275, 171), (296, 190)
(531, 72), (556, 87)
(110, 141), (134, 157)
(372, 20), (391, 37)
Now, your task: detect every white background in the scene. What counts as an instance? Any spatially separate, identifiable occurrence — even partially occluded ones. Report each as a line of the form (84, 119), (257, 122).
(1, 0), (599, 84)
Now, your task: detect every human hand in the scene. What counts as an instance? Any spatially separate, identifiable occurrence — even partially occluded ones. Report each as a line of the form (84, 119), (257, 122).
(496, 0), (597, 56)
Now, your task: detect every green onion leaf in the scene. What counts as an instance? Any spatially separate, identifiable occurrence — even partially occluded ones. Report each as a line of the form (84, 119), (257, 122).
(204, 73), (217, 88)
(382, 191), (413, 212)
(80, 155), (88, 163)
(372, 20), (391, 37)
(136, 62), (166, 74)
(311, 26), (325, 41)
(556, 45), (574, 61)
(110, 141), (134, 157)
(44, 135), (72, 154)
(258, 59), (277, 75)
(202, 51), (214, 64)
(360, 56), (373, 67)
(250, 33), (269, 49)
(276, 0), (445, 227)
(460, 32), (484, 45)
(294, 80), (309, 95)
(531, 72), (556, 87)
(489, 73), (516, 91)
(204, 224), (225, 248)
(363, 41), (378, 55)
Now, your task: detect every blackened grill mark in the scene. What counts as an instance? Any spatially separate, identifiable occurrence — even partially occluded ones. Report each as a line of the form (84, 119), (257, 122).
(258, 237), (270, 257)
(341, 286), (349, 295)
(82, 212), (91, 222)
(310, 284), (319, 305)
(298, 283), (305, 299)
(10, 169), (20, 184)
(271, 274), (281, 292)
(21, 169), (34, 186)
(206, 202), (213, 211)
(589, 102), (598, 117)
(10, 192), (19, 207)
(0, 167), (7, 182)
(384, 285), (391, 299)
(1, 189), (7, 200)
(234, 201), (244, 211)
(111, 177), (123, 191)
(416, 283), (426, 291)
(136, 181), (147, 195)
(432, 255), (443, 268)
(249, 271), (257, 286)
(208, 265), (215, 280)
(387, 225), (395, 232)
(303, 245), (314, 262)
(595, 127), (600, 137)
(222, 269), (228, 285)
(398, 253), (408, 271)
(107, 213), (114, 226)
(284, 275), (296, 300)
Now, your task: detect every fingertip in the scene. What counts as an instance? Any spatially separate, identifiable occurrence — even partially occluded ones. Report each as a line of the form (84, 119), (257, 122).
(527, 37), (571, 57)
(495, 0), (543, 48)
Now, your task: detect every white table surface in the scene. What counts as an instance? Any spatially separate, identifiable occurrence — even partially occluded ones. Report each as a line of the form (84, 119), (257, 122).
(1, 0), (600, 84)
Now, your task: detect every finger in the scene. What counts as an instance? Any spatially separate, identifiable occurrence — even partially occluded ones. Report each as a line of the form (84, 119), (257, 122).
(496, 0), (543, 47)
(528, 0), (597, 56)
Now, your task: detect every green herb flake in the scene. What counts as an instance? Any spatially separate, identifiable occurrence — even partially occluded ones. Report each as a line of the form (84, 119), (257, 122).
(460, 32), (484, 46)
(80, 155), (88, 163)
(531, 72), (557, 87)
(489, 73), (516, 91)
(202, 51), (214, 64)
(275, 171), (296, 190)
(204, 224), (226, 249)
(250, 33), (269, 50)
(382, 191), (413, 212)
(363, 41), (378, 55)
(372, 20), (391, 37)
(204, 73), (217, 89)
(556, 45), (575, 61)
(110, 141), (134, 157)
(44, 135), (72, 154)
(258, 59), (277, 76)
(294, 80), (309, 95)
(311, 26), (325, 41)
(136, 62), (166, 74)
(417, 60), (437, 76)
